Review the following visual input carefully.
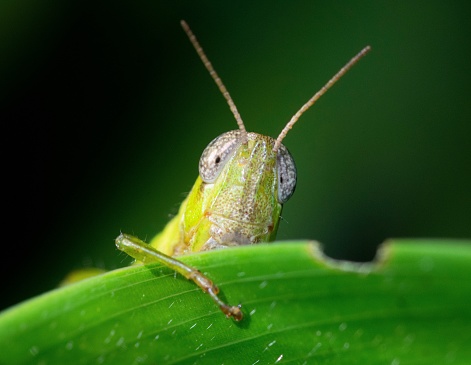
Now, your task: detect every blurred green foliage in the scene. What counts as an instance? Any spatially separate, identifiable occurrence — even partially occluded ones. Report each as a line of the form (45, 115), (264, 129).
(2, 1), (470, 310)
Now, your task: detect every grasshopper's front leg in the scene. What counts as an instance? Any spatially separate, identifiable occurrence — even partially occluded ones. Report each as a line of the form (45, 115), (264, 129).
(115, 233), (243, 321)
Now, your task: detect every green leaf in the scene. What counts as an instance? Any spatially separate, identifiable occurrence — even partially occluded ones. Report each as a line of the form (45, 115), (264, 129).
(1, 239), (470, 364)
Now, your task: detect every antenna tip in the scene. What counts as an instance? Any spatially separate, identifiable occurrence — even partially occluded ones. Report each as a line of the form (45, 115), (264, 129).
(180, 20), (188, 29)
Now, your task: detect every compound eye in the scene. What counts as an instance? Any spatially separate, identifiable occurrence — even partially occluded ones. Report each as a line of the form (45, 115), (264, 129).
(199, 130), (244, 183)
(276, 144), (297, 204)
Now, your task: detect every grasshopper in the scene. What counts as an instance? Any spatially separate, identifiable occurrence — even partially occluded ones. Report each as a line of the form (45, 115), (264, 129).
(116, 21), (370, 321)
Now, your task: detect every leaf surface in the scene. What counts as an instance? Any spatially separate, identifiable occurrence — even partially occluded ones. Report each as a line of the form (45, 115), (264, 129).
(1, 239), (470, 364)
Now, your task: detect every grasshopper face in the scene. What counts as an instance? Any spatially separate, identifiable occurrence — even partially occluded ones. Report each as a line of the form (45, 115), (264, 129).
(176, 130), (296, 254)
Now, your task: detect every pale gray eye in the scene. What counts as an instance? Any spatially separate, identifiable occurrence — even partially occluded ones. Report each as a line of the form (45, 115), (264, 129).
(199, 130), (244, 183)
(277, 144), (297, 204)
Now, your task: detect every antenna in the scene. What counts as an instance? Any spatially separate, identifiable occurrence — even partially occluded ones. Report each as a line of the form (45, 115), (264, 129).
(273, 45), (371, 153)
(181, 20), (248, 140)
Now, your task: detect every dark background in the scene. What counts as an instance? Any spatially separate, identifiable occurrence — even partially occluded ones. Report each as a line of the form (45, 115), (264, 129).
(2, 1), (470, 310)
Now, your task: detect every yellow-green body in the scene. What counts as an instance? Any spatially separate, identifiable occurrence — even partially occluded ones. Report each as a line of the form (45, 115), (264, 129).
(150, 132), (283, 256)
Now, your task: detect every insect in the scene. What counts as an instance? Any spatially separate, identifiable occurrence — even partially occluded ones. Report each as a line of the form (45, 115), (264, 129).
(116, 20), (370, 321)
